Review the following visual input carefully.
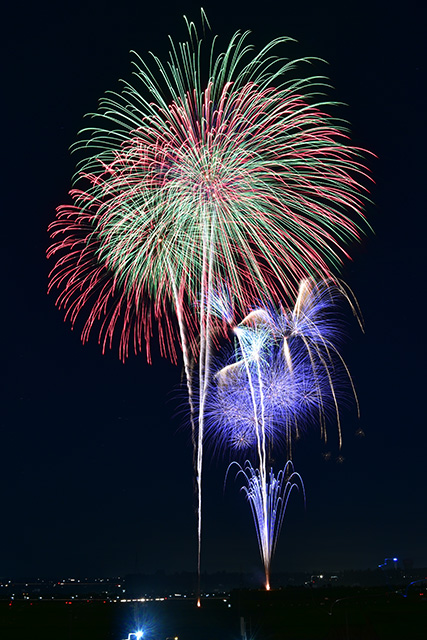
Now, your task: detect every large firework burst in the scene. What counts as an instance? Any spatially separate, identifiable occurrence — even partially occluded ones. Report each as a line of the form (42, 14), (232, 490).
(48, 12), (371, 362)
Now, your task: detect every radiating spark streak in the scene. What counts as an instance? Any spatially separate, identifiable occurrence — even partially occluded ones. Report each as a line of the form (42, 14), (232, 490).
(239, 309), (276, 330)
(282, 336), (293, 372)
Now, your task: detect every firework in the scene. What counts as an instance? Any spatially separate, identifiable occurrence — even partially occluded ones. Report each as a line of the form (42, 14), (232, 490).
(207, 279), (359, 455)
(47, 11), (371, 599)
(231, 461), (305, 590)
(208, 279), (358, 588)
(48, 15), (371, 364)
(208, 342), (340, 453)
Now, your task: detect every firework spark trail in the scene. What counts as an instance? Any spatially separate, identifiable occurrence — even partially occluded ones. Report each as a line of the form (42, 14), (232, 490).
(233, 325), (269, 582)
(195, 207), (218, 605)
(47, 11), (371, 601)
(166, 258), (196, 446)
(284, 278), (362, 446)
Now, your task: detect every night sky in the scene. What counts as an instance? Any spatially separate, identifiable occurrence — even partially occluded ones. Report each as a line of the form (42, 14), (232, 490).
(3, 0), (425, 580)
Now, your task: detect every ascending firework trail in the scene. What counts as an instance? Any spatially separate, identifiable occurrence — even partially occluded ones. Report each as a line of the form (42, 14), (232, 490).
(48, 11), (371, 601)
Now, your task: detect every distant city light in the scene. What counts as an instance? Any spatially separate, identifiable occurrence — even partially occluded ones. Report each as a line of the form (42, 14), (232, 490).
(378, 557), (399, 569)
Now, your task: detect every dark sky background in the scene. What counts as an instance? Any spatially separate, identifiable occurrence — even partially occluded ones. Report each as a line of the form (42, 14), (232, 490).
(2, 0), (425, 580)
